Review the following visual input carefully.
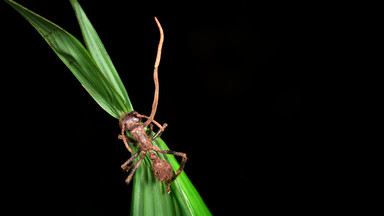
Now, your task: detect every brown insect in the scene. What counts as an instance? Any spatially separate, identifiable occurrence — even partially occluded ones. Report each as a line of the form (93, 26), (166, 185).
(117, 17), (187, 193)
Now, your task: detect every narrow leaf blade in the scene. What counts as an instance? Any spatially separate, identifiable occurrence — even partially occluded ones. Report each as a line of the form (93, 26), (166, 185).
(6, 0), (127, 118)
(70, 0), (133, 111)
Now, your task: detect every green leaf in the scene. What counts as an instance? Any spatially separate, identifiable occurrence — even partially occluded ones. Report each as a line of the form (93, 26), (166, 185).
(6, 1), (212, 215)
(70, 0), (133, 111)
(5, 0), (128, 118)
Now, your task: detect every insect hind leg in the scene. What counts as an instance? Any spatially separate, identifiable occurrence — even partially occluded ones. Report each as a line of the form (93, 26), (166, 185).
(125, 151), (145, 184)
(153, 148), (187, 193)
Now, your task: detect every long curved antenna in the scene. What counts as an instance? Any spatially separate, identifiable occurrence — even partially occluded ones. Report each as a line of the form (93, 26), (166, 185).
(143, 17), (164, 127)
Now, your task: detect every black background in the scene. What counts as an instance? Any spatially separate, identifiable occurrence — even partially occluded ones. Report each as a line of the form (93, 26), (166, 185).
(1, 0), (335, 215)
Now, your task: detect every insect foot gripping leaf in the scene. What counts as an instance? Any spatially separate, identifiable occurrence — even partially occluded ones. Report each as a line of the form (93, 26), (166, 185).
(6, 0), (212, 215)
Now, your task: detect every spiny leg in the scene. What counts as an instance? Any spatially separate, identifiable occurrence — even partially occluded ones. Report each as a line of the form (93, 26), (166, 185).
(151, 123), (168, 141)
(137, 114), (167, 132)
(137, 113), (168, 140)
(118, 134), (137, 143)
(125, 151), (146, 184)
(121, 151), (140, 172)
(154, 148), (187, 193)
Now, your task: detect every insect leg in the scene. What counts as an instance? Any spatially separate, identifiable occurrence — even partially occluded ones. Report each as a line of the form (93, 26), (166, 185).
(151, 123), (168, 141)
(118, 133), (138, 148)
(118, 134), (137, 143)
(136, 114), (168, 140)
(137, 114), (166, 132)
(125, 151), (146, 184)
(153, 148), (187, 193)
(121, 151), (140, 172)
(146, 123), (154, 136)
(121, 123), (133, 153)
